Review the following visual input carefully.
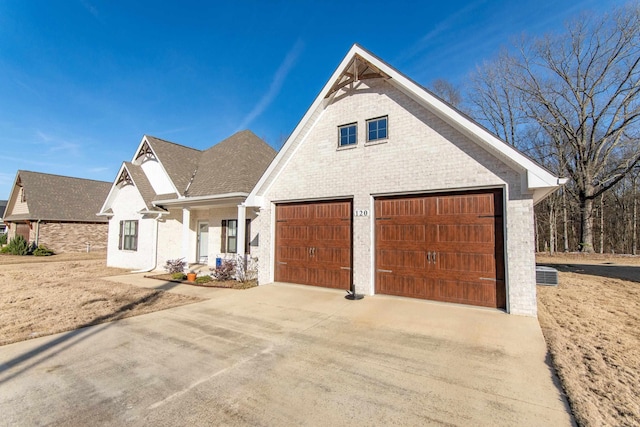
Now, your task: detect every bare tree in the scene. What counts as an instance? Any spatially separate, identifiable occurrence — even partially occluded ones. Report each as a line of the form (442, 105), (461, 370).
(468, 53), (528, 148)
(430, 79), (463, 108)
(468, 4), (640, 252)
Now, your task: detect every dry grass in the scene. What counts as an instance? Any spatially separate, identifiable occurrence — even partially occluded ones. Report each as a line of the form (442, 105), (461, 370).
(0, 254), (202, 346)
(536, 253), (640, 426)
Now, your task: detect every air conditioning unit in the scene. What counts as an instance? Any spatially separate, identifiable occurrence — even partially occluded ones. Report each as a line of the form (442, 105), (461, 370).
(536, 266), (559, 286)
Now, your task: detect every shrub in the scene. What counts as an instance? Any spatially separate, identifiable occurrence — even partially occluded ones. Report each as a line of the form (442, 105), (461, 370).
(212, 259), (235, 281)
(171, 272), (186, 280)
(195, 275), (212, 284)
(235, 255), (258, 282)
(0, 233), (7, 245)
(33, 245), (55, 256)
(164, 258), (187, 274)
(0, 246), (10, 254)
(6, 235), (29, 255)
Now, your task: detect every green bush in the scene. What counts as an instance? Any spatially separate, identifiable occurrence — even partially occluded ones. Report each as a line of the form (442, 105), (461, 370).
(6, 235), (29, 255)
(0, 245), (10, 254)
(195, 275), (212, 284)
(33, 245), (55, 256)
(0, 233), (7, 245)
(171, 272), (186, 280)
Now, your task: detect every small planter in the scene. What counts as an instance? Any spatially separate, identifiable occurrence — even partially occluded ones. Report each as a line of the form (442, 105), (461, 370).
(186, 272), (197, 282)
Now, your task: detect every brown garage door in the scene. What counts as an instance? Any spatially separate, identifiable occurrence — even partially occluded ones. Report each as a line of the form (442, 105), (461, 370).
(375, 189), (505, 308)
(275, 200), (352, 289)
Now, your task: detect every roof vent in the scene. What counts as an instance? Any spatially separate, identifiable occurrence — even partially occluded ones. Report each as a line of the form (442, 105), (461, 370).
(536, 266), (559, 286)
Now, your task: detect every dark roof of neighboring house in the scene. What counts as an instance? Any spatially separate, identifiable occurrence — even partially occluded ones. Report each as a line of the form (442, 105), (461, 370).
(0, 200), (6, 219)
(144, 136), (201, 194)
(5, 171), (111, 222)
(186, 130), (277, 196)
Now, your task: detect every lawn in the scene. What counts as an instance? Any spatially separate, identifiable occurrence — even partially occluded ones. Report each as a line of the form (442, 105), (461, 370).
(0, 253), (202, 346)
(536, 253), (640, 427)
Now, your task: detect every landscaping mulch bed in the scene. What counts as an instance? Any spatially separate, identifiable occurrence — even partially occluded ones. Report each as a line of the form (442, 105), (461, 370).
(145, 274), (257, 290)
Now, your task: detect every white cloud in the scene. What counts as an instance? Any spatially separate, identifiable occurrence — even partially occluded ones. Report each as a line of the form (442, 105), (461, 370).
(394, 0), (487, 64)
(236, 39), (304, 131)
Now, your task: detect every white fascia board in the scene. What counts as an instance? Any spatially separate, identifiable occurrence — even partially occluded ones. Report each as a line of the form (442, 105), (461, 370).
(155, 192), (249, 209)
(98, 163), (126, 214)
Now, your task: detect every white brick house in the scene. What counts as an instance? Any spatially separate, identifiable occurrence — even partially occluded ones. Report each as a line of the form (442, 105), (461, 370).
(99, 131), (275, 271)
(246, 44), (564, 316)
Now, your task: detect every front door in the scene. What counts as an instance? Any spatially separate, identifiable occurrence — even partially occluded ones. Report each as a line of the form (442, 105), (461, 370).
(197, 222), (209, 264)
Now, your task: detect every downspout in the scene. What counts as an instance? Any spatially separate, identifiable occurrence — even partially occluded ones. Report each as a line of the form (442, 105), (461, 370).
(35, 220), (41, 246)
(130, 213), (162, 273)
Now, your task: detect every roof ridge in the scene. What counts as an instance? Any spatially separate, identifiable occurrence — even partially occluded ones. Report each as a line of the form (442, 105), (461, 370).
(145, 135), (202, 152)
(18, 170), (111, 184)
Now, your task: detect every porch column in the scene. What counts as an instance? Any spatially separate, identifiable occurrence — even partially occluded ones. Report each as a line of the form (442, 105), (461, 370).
(236, 204), (246, 257)
(182, 208), (191, 262)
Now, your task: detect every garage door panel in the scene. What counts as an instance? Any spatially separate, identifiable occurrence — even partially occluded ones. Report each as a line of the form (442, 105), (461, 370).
(437, 194), (495, 215)
(438, 224), (495, 243)
(375, 190), (505, 309)
(378, 273), (437, 299)
(378, 249), (428, 269)
(439, 279), (497, 307)
(277, 246), (309, 263)
(275, 200), (352, 290)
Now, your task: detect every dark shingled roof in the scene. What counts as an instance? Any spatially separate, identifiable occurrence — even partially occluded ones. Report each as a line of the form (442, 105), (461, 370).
(186, 130), (277, 197)
(5, 171), (111, 222)
(0, 200), (6, 219)
(122, 162), (168, 211)
(144, 136), (201, 194)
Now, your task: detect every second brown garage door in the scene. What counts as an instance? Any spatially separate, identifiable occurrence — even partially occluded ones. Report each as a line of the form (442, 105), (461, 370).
(375, 189), (505, 308)
(275, 200), (352, 289)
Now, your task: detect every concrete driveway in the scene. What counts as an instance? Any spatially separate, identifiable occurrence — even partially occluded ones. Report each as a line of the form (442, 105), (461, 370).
(0, 282), (573, 426)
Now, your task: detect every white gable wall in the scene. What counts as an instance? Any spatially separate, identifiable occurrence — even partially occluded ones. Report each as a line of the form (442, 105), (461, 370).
(140, 159), (178, 195)
(255, 79), (537, 316)
(106, 185), (157, 270)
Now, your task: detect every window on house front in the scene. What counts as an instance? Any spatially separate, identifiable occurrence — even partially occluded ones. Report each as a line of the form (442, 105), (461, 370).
(119, 220), (138, 251)
(367, 116), (388, 142)
(20, 187), (26, 202)
(221, 219), (251, 254)
(338, 123), (357, 147)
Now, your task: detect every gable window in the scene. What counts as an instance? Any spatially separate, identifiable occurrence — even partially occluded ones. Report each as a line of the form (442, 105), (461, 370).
(367, 116), (388, 142)
(221, 219), (251, 254)
(20, 187), (26, 202)
(338, 123), (357, 147)
(119, 220), (138, 251)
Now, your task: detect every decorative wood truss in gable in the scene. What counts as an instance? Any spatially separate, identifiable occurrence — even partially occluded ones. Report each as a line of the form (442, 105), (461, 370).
(116, 168), (133, 187)
(135, 140), (156, 162)
(326, 54), (390, 98)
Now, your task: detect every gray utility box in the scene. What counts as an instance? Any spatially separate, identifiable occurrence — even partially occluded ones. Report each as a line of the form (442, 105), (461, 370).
(536, 266), (559, 286)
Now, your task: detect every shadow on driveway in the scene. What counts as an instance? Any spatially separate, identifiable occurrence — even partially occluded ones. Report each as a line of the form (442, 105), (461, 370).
(0, 280), (183, 385)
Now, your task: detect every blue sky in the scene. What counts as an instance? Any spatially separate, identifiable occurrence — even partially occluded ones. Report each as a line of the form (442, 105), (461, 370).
(0, 0), (624, 199)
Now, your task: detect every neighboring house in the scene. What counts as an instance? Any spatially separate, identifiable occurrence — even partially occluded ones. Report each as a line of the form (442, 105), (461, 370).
(3, 171), (111, 252)
(98, 130), (276, 271)
(245, 44), (565, 316)
(0, 200), (7, 235)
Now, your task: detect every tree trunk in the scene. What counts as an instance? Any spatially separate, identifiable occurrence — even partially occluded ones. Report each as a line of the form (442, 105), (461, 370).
(562, 189), (569, 252)
(549, 205), (555, 254)
(579, 196), (595, 252)
(600, 194), (604, 254)
(633, 176), (637, 256)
